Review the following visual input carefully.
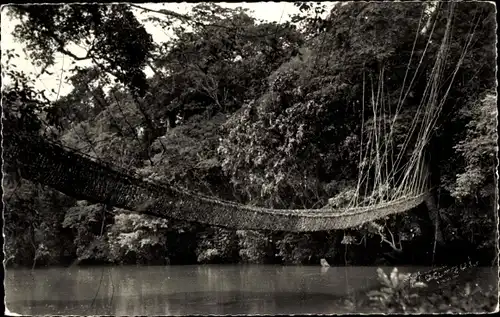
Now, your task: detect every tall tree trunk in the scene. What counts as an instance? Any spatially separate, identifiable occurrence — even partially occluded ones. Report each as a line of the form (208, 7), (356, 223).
(423, 149), (445, 264)
(424, 190), (444, 245)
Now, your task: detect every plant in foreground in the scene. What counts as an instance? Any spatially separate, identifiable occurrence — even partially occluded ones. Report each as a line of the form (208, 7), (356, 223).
(367, 267), (427, 312)
(366, 265), (498, 313)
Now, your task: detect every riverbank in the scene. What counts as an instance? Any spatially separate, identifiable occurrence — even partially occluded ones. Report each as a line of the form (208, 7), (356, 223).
(352, 267), (498, 313)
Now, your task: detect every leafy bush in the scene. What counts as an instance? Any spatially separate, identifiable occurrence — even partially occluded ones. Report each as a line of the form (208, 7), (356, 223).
(195, 227), (239, 263)
(367, 267), (427, 312)
(236, 230), (274, 264)
(62, 203), (111, 264)
(275, 232), (329, 264)
(107, 212), (170, 264)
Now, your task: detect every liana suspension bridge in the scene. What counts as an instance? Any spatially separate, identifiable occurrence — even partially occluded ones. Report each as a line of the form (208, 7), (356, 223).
(3, 2), (466, 233)
(3, 114), (430, 232)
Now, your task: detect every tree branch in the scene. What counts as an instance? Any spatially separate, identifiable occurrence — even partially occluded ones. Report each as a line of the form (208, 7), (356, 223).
(56, 45), (92, 61)
(19, 18), (93, 62)
(129, 3), (195, 24)
(374, 224), (403, 253)
(147, 60), (162, 77)
(43, 29), (93, 61)
(129, 3), (285, 39)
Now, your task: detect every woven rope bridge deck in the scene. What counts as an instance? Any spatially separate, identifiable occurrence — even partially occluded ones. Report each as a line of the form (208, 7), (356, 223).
(3, 129), (428, 232)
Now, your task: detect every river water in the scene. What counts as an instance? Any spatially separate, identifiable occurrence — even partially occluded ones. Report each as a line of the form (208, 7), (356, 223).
(5, 265), (496, 315)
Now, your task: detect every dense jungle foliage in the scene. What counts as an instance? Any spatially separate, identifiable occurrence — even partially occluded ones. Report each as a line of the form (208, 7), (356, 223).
(2, 2), (497, 268)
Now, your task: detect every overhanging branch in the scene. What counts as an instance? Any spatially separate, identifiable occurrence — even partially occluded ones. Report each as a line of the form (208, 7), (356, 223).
(130, 3), (195, 24)
(129, 3), (285, 39)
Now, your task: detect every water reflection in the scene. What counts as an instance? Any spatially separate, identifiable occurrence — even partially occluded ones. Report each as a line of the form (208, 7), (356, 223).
(5, 265), (496, 315)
